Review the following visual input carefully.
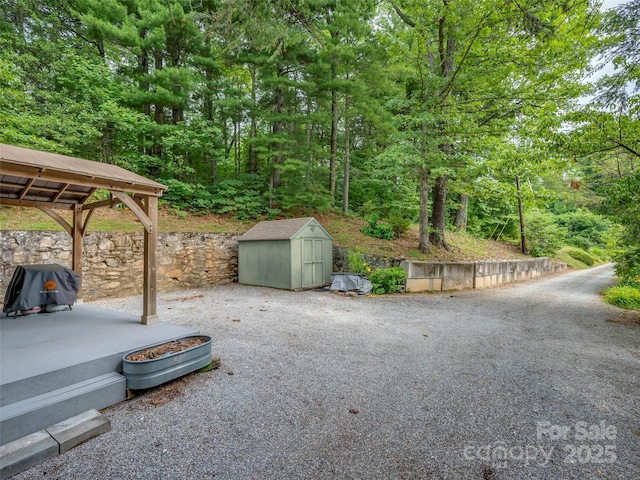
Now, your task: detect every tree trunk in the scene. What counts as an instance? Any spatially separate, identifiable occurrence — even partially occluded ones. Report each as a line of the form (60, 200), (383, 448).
(419, 168), (430, 254)
(453, 194), (468, 231)
(342, 96), (351, 216)
(271, 78), (284, 190)
(430, 175), (451, 250)
(248, 65), (257, 174)
(329, 63), (338, 202)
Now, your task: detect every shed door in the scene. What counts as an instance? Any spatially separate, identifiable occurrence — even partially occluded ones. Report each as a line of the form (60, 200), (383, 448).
(302, 239), (325, 287)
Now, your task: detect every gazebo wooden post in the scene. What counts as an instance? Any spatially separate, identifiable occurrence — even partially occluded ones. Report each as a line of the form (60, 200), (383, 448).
(141, 195), (158, 325)
(72, 204), (83, 302)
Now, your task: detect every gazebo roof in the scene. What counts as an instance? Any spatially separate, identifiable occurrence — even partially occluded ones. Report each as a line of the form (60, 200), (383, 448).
(0, 143), (165, 325)
(0, 143), (166, 209)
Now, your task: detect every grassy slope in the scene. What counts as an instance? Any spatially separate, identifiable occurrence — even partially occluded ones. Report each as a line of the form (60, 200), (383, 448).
(1, 206), (526, 261)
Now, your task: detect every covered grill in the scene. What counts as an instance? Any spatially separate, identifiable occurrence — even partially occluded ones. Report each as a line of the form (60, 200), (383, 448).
(3, 264), (80, 316)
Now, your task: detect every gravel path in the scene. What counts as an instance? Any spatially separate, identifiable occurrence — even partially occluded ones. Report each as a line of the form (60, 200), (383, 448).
(15, 264), (639, 479)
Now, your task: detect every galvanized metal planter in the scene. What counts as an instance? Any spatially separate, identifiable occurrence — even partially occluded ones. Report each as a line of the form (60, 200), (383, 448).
(122, 335), (212, 390)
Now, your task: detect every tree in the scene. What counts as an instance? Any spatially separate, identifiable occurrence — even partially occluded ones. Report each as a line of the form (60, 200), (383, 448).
(387, 0), (598, 253)
(564, 0), (639, 268)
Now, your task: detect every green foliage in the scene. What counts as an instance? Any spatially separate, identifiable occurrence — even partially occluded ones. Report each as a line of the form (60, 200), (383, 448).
(360, 213), (396, 240)
(555, 209), (612, 250)
(588, 247), (608, 263)
(613, 247), (640, 288)
(524, 211), (569, 257)
(561, 246), (595, 266)
(160, 180), (214, 213)
(604, 285), (640, 311)
(276, 159), (333, 212)
(347, 249), (371, 275)
(210, 175), (269, 220)
(387, 211), (412, 237)
(369, 267), (407, 295)
(555, 247), (590, 270)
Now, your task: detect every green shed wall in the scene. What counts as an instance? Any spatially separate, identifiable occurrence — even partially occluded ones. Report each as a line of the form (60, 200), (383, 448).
(238, 219), (333, 290)
(238, 240), (292, 289)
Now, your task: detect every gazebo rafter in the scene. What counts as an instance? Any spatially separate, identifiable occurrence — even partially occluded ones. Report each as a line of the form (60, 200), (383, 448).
(0, 143), (167, 324)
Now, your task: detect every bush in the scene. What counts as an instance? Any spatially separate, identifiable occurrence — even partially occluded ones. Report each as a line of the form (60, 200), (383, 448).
(160, 179), (214, 212)
(387, 211), (412, 237)
(361, 213), (396, 240)
(613, 246), (640, 287)
(604, 285), (640, 310)
(347, 249), (372, 275)
(369, 267), (407, 294)
(556, 208), (612, 250)
(524, 211), (568, 257)
(588, 247), (609, 262)
(210, 175), (269, 220)
(563, 246), (595, 266)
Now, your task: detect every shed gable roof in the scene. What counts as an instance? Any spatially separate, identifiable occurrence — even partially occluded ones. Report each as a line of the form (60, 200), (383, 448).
(239, 217), (332, 241)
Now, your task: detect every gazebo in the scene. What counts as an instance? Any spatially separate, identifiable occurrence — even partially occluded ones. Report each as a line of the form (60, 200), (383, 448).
(0, 143), (167, 324)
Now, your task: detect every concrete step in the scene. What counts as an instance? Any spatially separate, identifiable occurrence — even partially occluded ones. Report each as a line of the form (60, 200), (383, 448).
(0, 409), (111, 480)
(0, 372), (125, 446)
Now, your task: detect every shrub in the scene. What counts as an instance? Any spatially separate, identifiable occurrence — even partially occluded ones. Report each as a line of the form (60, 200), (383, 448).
(524, 211), (568, 257)
(555, 248), (590, 270)
(604, 285), (640, 310)
(160, 179), (214, 213)
(361, 213), (396, 240)
(210, 175), (269, 220)
(556, 208), (612, 250)
(563, 246), (595, 266)
(613, 246), (640, 287)
(588, 247), (608, 262)
(347, 249), (371, 275)
(369, 267), (407, 294)
(387, 212), (412, 237)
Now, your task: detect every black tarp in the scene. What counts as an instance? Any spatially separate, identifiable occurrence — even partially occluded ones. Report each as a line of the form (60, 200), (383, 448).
(3, 264), (80, 315)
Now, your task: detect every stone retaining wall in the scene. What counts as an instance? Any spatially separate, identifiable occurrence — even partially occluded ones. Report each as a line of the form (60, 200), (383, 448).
(1, 230), (566, 301)
(0, 231), (239, 301)
(401, 258), (566, 292)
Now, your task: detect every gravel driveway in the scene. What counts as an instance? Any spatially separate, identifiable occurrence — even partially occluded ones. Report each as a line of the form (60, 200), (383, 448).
(15, 264), (639, 479)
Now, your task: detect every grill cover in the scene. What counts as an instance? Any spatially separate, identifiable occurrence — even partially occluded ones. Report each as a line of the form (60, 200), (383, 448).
(330, 273), (372, 295)
(3, 264), (80, 315)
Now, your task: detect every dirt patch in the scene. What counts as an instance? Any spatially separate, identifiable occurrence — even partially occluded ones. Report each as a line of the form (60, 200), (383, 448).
(607, 310), (640, 327)
(125, 336), (207, 361)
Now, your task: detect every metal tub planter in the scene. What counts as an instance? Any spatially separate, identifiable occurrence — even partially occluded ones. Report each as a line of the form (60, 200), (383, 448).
(122, 335), (212, 390)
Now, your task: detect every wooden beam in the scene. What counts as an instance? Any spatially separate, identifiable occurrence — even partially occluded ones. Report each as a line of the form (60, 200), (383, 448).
(72, 204), (84, 301)
(141, 195), (158, 325)
(51, 183), (71, 202)
(18, 178), (36, 199)
(0, 198), (75, 210)
(111, 191), (153, 233)
(36, 206), (73, 235)
(0, 162), (164, 196)
(83, 197), (123, 211)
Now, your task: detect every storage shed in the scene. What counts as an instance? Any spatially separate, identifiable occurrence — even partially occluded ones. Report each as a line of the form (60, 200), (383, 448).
(238, 217), (333, 290)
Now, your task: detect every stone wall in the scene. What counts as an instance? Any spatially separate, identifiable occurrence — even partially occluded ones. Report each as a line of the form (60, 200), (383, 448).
(1, 230), (567, 301)
(1, 231), (239, 301)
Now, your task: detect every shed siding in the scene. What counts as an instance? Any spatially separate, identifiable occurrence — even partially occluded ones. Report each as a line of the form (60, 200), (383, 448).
(238, 217), (333, 290)
(238, 240), (291, 289)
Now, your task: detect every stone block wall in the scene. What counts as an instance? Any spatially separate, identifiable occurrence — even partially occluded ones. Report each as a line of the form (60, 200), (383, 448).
(401, 258), (566, 293)
(0, 231), (239, 301)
